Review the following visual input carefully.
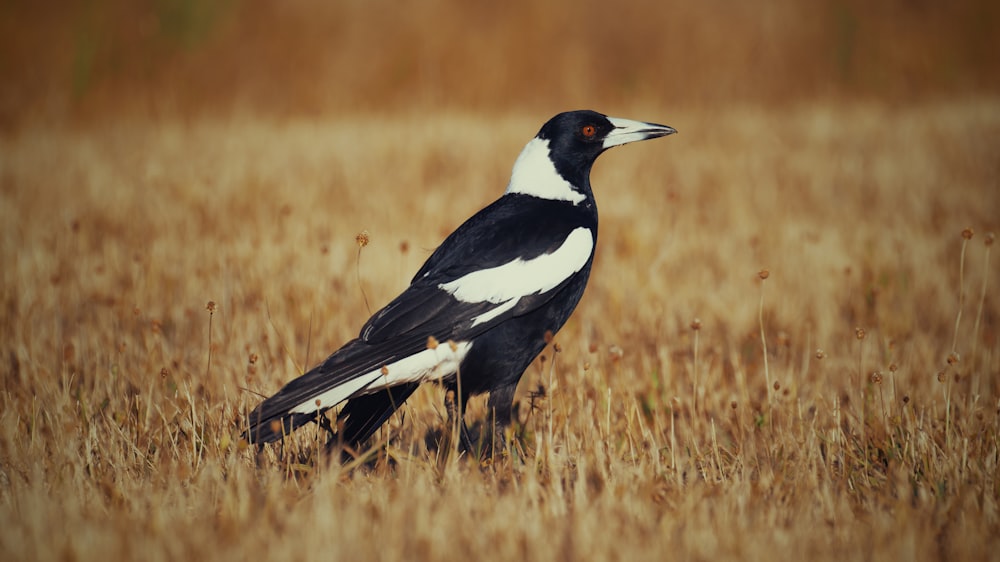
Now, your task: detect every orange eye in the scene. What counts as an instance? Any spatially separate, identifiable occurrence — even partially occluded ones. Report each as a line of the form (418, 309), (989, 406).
(581, 125), (596, 138)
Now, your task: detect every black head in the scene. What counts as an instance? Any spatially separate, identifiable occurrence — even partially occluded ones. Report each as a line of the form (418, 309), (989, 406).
(536, 110), (676, 191)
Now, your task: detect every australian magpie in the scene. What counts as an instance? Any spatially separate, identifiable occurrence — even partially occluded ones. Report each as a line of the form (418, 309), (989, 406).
(244, 110), (675, 457)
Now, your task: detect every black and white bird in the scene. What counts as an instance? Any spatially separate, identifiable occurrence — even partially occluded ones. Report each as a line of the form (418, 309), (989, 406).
(244, 110), (675, 456)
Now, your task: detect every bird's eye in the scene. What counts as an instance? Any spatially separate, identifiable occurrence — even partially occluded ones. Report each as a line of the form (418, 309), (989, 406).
(581, 125), (596, 138)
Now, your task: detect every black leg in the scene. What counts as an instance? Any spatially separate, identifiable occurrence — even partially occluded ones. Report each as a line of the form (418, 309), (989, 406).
(330, 382), (420, 462)
(317, 410), (336, 438)
(444, 383), (477, 453)
(484, 383), (517, 457)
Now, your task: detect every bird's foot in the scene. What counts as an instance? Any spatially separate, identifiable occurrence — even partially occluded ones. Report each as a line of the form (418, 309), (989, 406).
(444, 388), (477, 453)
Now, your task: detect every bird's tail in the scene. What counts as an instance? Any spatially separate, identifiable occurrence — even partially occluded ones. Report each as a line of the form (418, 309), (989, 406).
(243, 382), (419, 452)
(242, 337), (424, 448)
(244, 409), (322, 444)
(331, 382), (420, 457)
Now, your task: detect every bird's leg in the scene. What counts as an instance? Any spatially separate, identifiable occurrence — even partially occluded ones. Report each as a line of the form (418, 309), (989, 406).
(484, 384), (517, 458)
(317, 409), (336, 438)
(444, 382), (476, 453)
(317, 414), (354, 464)
(315, 409), (348, 461)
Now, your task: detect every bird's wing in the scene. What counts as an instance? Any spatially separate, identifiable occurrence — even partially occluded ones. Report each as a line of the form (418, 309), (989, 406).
(360, 194), (596, 344)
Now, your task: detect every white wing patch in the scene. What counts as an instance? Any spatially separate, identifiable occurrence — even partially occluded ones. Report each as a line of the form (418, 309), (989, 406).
(505, 137), (586, 204)
(467, 296), (520, 327)
(438, 227), (593, 327)
(289, 341), (472, 414)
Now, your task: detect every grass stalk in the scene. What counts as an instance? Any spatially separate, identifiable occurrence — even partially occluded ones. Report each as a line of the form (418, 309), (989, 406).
(356, 230), (372, 315)
(691, 318), (702, 415)
(206, 301), (217, 377)
(969, 233), (994, 401)
(951, 229), (973, 354)
(855, 326), (867, 474)
(758, 270), (771, 410)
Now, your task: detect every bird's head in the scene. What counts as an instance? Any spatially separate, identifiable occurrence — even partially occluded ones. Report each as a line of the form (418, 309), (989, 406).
(507, 110), (676, 204)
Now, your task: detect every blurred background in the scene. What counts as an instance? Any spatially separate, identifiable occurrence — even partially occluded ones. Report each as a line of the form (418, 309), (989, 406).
(2, 0), (998, 127)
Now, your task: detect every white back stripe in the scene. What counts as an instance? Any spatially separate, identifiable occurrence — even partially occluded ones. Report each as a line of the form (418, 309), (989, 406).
(470, 296), (520, 327)
(438, 227), (593, 305)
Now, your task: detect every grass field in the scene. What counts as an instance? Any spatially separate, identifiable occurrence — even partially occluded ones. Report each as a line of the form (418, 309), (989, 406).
(1, 100), (998, 560)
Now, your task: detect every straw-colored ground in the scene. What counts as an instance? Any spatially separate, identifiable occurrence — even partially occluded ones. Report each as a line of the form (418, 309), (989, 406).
(1, 100), (998, 560)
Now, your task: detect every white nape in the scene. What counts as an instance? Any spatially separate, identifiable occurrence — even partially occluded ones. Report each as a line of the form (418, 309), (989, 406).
(289, 341), (472, 414)
(505, 137), (586, 204)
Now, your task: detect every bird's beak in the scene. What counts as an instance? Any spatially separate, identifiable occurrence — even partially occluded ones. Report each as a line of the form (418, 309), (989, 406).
(603, 117), (677, 149)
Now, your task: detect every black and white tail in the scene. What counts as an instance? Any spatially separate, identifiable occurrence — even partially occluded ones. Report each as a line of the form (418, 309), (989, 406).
(243, 335), (467, 447)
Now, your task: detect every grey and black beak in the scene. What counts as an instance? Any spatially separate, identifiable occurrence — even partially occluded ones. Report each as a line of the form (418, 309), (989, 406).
(602, 117), (677, 149)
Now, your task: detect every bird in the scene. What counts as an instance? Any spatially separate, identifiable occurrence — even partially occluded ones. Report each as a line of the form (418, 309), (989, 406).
(244, 110), (676, 458)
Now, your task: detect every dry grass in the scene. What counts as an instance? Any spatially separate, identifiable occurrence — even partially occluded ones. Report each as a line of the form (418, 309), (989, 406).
(1, 101), (999, 561)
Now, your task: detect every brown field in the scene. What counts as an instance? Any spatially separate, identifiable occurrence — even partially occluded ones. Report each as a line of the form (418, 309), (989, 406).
(3, 2), (1000, 561)
(2, 102), (998, 561)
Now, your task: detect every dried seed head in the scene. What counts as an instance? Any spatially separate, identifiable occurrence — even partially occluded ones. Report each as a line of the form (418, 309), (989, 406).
(609, 344), (624, 361)
(544, 330), (554, 344)
(888, 362), (898, 372)
(553, 342), (562, 353)
(206, 301), (217, 313)
(583, 361), (591, 371)
(870, 371), (882, 384)
(381, 365), (389, 376)
(690, 318), (702, 331)
(315, 399), (322, 407)
(534, 383), (547, 398)
(937, 370), (947, 383)
(758, 269), (770, 280)
(448, 340), (458, 352)
(588, 342), (599, 354)
(730, 400), (738, 410)
(248, 353), (258, 365)
(773, 381), (781, 391)
(855, 327), (866, 340)
(356, 230), (370, 247)
(961, 227), (974, 240)
(815, 349), (826, 360)
(776, 331), (790, 347)
(946, 352), (960, 365)
(985, 232), (995, 246)
(160, 367), (169, 379)
(427, 336), (439, 349)
(902, 395), (910, 404)
(270, 420), (282, 435)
